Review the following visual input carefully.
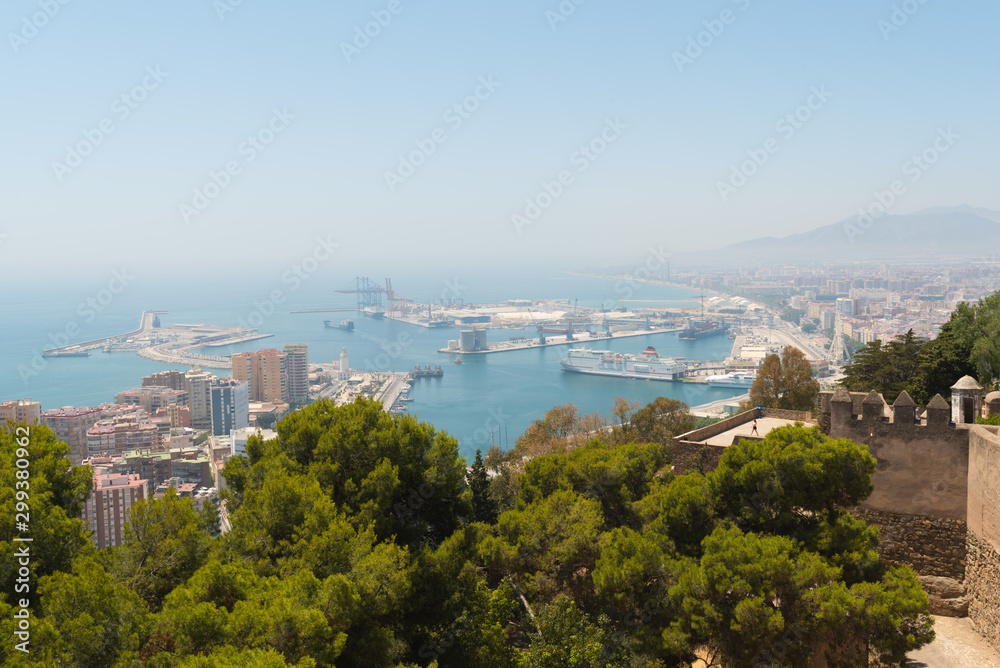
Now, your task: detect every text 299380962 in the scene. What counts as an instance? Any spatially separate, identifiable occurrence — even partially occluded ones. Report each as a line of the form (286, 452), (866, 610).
(11, 426), (32, 654)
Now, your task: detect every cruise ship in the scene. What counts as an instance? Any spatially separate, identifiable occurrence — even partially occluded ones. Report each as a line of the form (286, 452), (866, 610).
(703, 371), (756, 388)
(560, 346), (687, 381)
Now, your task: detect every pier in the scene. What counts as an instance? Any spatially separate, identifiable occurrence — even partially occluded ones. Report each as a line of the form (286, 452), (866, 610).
(437, 327), (683, 355)
(41, 310), (269, 370)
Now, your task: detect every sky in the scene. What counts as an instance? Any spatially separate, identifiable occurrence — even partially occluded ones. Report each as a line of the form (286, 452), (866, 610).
(1, 0), (998, 283)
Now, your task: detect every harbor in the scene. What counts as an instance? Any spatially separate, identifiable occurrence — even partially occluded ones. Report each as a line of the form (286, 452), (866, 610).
(40, 310), (271, 370)
(437, 327), (683, 355)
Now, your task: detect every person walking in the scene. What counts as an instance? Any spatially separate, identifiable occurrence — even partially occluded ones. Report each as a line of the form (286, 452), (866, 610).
(751, 419), (759, 436)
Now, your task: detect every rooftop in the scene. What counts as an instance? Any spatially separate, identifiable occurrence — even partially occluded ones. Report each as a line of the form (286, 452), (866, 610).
(701, 417), (806, 447)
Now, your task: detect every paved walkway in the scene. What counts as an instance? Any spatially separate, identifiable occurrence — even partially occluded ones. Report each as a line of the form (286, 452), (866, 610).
(703, 417), (802, 446)
(908, 616), (1000, 667)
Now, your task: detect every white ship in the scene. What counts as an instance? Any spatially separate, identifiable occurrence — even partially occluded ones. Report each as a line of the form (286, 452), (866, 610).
(703, 371), (756, 388)
(560, 346), (686, 381)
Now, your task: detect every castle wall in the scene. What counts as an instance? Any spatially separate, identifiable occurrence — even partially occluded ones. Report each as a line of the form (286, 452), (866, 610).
(966, 425), (1000, 651)
(828, 417), (969, 522)
(851, 507), (966, 579)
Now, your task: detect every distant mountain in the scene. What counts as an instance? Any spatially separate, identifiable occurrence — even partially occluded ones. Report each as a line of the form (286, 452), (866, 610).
(676, 206), (1000, 267)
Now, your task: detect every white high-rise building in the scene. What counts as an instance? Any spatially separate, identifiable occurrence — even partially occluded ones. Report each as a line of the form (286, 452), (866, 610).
(338, 347), (350, 381)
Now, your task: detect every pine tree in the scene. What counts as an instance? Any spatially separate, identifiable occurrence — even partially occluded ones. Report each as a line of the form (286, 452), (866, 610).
(470, 449), (498, 525)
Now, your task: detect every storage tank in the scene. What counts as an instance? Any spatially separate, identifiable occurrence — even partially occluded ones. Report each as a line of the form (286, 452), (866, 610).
(459, 330), (476, 352)
(473, 328), (487, 351)
(447, 340), (458, 351)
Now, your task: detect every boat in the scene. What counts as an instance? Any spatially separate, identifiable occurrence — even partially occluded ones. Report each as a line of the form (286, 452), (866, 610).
(678, 319), (729, 340)
(324, 318), (355, 331)
(412, 363), (444, 378)
(704, 371), (756, 388)
(454, 358), (463, 365)
(559, 346), (686, 381)
(426, 319), (452, 328)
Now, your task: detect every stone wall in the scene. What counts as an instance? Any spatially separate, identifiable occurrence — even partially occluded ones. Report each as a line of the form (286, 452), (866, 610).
(967, 532), (1000, 652)
(852, 507), (967, 579)
(966, 424), (1000, 652)
(828, 416), (969, 522)
(674, 409), (759, 445)
(671, 441), (725, 474)
(762, 408), (815, 421)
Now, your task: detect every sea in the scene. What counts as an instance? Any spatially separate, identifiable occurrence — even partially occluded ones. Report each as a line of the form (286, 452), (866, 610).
(1, 272), (745, 460)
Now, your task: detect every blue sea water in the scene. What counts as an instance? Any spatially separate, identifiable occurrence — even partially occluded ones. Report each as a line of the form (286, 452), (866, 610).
(1, 272), (744, 459)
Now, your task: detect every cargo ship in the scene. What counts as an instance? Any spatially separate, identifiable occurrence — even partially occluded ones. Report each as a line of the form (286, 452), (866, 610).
(560, 346), (686, 381)
(704, 371), (756, 388)
(412, 363), (444, 378)
(678, 318), (728, 340)
(325, 319), (355, 331)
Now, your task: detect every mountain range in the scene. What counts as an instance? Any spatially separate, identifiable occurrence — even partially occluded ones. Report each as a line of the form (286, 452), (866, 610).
(675, 206), (1000, 267)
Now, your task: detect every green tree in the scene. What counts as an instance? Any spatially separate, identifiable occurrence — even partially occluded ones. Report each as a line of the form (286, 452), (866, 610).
(781, 345), (820, 411)
(952, 292), (1000, 384)
(913, 318), (977, 403)
(629, 396), (696, 444)
(31, 557), (149, 667)
(106, 489), (212, 611)
(516, 441), (667, 529)
(517, 596), (618, 668)
(840, 331), (924, 403)
(470, 449), (499, 525)
(262, 398), (471, 549)
(749, 346), (820, 411)
(748, 353), (784, 409)
(1, 424), (94, 608)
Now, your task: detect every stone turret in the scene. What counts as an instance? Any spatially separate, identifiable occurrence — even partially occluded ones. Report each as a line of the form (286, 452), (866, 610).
(892, 390), (917, 425)
(926, 394), (951, 427)
(951, 376), (983, 424)
(831, 387), (853, 426)
(862, 390), (886, 423)
(986, 390), (1000, 417)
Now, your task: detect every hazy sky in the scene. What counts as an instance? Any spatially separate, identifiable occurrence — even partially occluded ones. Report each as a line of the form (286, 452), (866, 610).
(1, 0), (997, 280)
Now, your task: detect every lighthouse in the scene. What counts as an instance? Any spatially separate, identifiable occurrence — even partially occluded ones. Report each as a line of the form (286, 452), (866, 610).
(338, 347), (350, 381)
